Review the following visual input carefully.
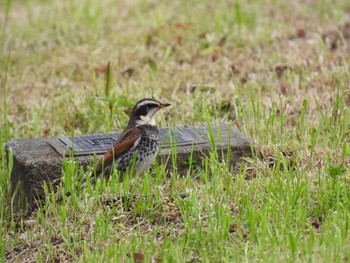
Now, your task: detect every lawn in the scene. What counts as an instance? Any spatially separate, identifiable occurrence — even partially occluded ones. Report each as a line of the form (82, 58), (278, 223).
(1, 0), (350, 262)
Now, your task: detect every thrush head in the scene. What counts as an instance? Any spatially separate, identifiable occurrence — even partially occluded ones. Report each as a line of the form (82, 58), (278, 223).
(127, 98), (171, 127)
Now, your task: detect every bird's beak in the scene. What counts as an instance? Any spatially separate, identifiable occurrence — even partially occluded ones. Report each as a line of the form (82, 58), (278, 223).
(158, 103), (171, 108)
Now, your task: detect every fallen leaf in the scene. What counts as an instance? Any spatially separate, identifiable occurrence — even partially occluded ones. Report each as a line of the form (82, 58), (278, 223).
(172, 35), (182, 46)
(211, 52), (219, 62)
(133, 252), (161, 263)
(122, 68), (135, 78)
(229, 64), (240, 75)
(296, 28), (306, 38)
(275, 65), (290, 78)
(311, 220), (320, 230)
(229, 223), (237, 233)
(42, 128), (50, 137)
(23, 219), (36, 228)
(217, 35), (227, 46)
(94, 65), (108, 77)
(198, 32), (207, 39)
(173, 22), (193, 30)
(278, 81), (289, 95)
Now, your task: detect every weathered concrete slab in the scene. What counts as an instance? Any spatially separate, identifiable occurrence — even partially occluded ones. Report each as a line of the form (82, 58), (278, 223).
(6, 123), (253, 208)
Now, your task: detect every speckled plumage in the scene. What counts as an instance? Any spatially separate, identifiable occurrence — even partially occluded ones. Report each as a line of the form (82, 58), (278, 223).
(102, 125), (160, 179)
(59, 99), (170, 200)
(91, 98), (170, 182)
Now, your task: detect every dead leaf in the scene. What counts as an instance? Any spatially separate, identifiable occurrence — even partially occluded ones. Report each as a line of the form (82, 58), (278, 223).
(42, 128), (50, 137)
(229, 64), (240, 75)
(133, 252), (161, 263)
(217, 35), (227, 46)
(311, 220), (320, 230)
(171, 35), (182, 46)
(145, 33), (155, 47)
(94, 65), (108, 77)
(278, 81), (289, 95)
(124, 107), (133, 116)
(198, 32), (207, 39)
(229, 223), (237, 233)
(211, 52), (219, 62)
(275, 65), (290, 78)
(23, 219), (36, 229)
(122, 68), (135, 78)
(296, 28), (306, 38)
(288, 27), (306, 39)
(322, 30), (340, 51)
(173, 22), (193, 30)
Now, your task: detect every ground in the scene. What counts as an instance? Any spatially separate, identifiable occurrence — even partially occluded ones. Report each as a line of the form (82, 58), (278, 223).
(0, 0), (350, 262)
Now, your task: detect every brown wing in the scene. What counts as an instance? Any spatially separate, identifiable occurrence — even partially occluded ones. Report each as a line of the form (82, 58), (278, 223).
(95, 127), (142, 173)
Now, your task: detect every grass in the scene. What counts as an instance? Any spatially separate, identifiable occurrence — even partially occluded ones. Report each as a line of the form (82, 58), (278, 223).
(1, 0), (350, 262)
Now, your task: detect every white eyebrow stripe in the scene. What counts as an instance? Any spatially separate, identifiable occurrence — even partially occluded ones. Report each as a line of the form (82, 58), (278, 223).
(136, 100), (159, 109)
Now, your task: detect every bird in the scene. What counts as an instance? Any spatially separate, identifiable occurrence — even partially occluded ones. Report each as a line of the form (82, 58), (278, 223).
(56, 98), (170, 201)
(91, 98), (171, 182)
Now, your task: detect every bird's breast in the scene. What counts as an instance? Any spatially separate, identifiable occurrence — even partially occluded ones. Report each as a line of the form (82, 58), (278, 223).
(134, 136), (159, 174)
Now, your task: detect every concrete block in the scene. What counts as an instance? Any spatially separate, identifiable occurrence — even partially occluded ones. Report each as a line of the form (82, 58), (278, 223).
(6, 123), (253, 208)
